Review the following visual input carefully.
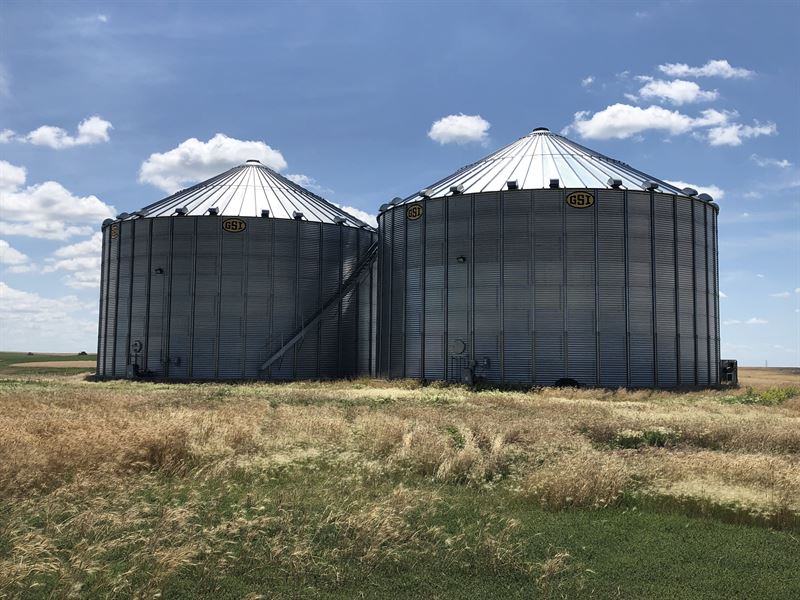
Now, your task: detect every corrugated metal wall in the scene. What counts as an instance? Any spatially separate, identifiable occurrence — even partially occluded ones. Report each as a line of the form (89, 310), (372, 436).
(97, 217), (376, 380)
(377, 190), (720, 388)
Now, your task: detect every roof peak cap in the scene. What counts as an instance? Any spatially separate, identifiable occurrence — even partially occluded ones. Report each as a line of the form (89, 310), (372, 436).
(245, 158), (262, 165)
(530, 127), (550, 133)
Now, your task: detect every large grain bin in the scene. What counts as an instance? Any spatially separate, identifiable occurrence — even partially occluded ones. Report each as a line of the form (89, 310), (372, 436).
(377, 128), (720, 388)
(97, 159), (377, 380)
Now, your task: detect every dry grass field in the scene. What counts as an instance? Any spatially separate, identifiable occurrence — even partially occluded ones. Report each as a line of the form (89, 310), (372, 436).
(0, 363), (798, 598)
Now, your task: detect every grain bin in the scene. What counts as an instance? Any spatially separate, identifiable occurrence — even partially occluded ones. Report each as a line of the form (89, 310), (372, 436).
(97, 159), (377, 380)
(377, 128), (720, 387)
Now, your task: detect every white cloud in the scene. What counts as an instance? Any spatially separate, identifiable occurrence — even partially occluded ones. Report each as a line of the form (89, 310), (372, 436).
(581, 76), (595, 87)
(706, 121), (776, 146)
(658, 59), (754, 79)
(568, 104), (696, 139)
(756, 274), (765, 278)
(723, 319), (741, 325)
(665, 180), (725, 200)
(97, 14), (109, 23)
(0, 159), (27, 190)
(769, 291), (791, 298)
(0, 129), (15, 143)
(567, 105), (734, 140)
(285, 173), (333, 195)
(750, 154), (792, 168)
(567, 103), (772, 147)
(719, 291), (727, 298)
(741, 212), (750, 218)
(139, 133), (288, 194)
(0, 160), (115, 240)
(636, 79), (718, 105)
(796, 288), (800, 294)
(743, 191), (762, 199)
(334, 204), (377, 228)
(0, 282), (97, 352)
(0, 239), (35, 273)
(746, 317), (768, 325)
(428, 114), (491, 145)
(43, 232), (103, 288)
(26, 116), (113, 149)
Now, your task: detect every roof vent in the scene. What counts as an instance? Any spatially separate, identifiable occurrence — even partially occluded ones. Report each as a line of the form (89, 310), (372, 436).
(643, 181), (659, 191)
(681, 187), (699, 197)
(450, 184), (465, 195)
(507, 180), (519, 190)
(391, 197), (404, 205)
(261, 209), (270, 218)
(334, 216), (346, 225)
(207, 207), (219, 215)
(292, 211), (304, 220)
(102, 218), (114, 227)
(420, 189), (432, 198)
(532, 127), (550, 132)
(607, 178), (623, 189)
(175, 207), (188, 216)
(697, 193), (713, 202)
(245, 159), (262, 165)
(116, 212), (130, 220)
(379, 203), (392, 212)
(549, 179), (560, 189)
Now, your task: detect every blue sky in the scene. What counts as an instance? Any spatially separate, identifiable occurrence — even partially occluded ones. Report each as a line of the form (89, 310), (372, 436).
(0, 0), (798, 366)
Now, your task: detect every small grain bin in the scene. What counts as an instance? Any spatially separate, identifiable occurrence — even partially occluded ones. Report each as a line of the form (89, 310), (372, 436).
(97, 160), (377, 380)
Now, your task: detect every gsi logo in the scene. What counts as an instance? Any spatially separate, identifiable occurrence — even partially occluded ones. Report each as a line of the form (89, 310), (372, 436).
(565, 191), (595, 209)
(222, 218), (247, 233)
(406, 204), (423, 221)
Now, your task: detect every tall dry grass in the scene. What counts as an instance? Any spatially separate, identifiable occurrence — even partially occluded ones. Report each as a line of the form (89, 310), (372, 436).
(1, 373), (799, 595)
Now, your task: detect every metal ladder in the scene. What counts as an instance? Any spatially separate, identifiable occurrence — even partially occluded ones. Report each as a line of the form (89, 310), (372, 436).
(259, 240), (378, 372)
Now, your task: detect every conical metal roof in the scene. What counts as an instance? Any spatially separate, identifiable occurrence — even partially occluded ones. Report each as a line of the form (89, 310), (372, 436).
(399, 127), (685, 204)
(128, 159), (370, 228)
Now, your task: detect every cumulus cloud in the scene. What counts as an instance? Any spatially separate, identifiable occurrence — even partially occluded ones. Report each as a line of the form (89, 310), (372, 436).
(0, 239), (35, 273)
(286, 173), (333, 195)
(0, 159), (26, 190)
(658, 59), (754, 79)
(750, 154), (792, 168)
(719, 291), (727, 298)
(25, 116), (113, 149)
(334, 204), (377, 228)
(0, 129), (14, 143)
(567, 104), (773, 146)
(635, 78), (718, 105)
(0, 160), (115, 240)
(706, 121), (776, 146)
(722, 319), (740, 325)
(665, 180), (725, 199)
(43, 232), (103, 288)
(567, 104), (698, 139)
(428, 114), (490, 145)
(769, 291), (791, 298)
(0, 282), (97, 352)
(139, 133), (288, 194)
(581, 76), (595, 87)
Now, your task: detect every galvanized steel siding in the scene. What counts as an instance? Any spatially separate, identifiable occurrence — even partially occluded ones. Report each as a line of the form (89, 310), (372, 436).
(98, 217), (375, 380)
(377, 190), (720, 388)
